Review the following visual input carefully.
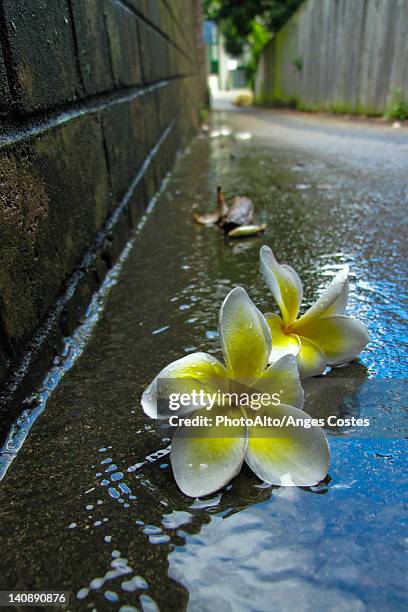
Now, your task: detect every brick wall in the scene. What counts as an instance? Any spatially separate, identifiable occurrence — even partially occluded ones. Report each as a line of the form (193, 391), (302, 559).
(0, 0), (206, 410)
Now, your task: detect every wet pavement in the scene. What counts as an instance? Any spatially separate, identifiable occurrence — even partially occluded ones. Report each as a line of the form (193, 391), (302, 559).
(0, 106), (407, 611)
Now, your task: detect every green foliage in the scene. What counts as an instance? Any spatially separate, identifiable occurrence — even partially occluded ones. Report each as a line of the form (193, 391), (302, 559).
(204, 0), (303, 55)
(386, 89), (408, 121)
(292, 56), (303, 72)
(200, 107), (209, 123)
(203, 0), (303, 87)
(245, 20), (272, 88)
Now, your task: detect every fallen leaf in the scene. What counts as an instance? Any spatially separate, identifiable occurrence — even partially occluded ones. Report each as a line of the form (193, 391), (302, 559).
(193, 211), (221, 225)
(227, 223), (267, 238)
(234, 92), (253, 107)
(234, 132), (252, 140)
(222, 196), (254, 227)
(193, 187), (228, 226)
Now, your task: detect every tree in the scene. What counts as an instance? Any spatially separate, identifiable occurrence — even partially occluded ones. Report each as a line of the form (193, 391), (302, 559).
(203, 0), (303, 86)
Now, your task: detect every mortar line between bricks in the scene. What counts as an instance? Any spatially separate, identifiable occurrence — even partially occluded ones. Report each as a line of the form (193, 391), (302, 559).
(0, 114), (177, 414)
(101, 115), (115, 198)
(0, 75), (190, 149)
(67, 0), (86, 94)
(114, 0), (194, 66)
(136, 16), (147, 84)
(102, 5), (116, 86)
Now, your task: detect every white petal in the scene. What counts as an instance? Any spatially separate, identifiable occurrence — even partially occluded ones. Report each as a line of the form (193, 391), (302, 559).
(252, 354), (304, 410)
(294, 266), (349, 328)
(219, 287), (271, 383)
(265, 312), (301, 363)
(296, 336), (327, 378)
(170, 407), (247, 497)
(141, 352), (227, 419)
(293, 315), (369, 366)
(260, 246), (303, 326)
(245, 403), (329, 487)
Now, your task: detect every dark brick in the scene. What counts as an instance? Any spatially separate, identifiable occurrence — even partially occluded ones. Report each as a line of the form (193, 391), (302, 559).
(142, 90), (161, 150)
(2, 0), (82, 112)
(143, 163), (157, 201)
(126, 0), (163, 33)
(138, 22), (154, 83)
(156, 80), (179, 131)
(70, 0), (114, 95)
(126, 0), (148, 18)
(128, 0), (150, 19)
(158, 1), (176, 41)
(101, 206), (132, 268)
(142, 0), (162, 30)
(128, 176), (148, 226)
(162, 0), (186, 46)
(102, 96), (146, 203)
(0, 344), (10, 386)
(0, 50), (11, 110)
(153, 122), (178, 186)
(0, 115), (110, 350)
(105, 2), (142, 87)
(155, 34), (171, 80)
(138, 24), (169, 82)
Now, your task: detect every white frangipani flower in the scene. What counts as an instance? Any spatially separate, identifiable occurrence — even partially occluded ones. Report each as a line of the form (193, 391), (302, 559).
(142, 287), (329, 498)
(260, 245), (370, 378)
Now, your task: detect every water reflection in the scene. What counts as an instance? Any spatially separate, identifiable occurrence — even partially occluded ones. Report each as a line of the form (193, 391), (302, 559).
(67, 418), (404, 610)
(168, 437), (406, 611)
(70, 439), (329, 609)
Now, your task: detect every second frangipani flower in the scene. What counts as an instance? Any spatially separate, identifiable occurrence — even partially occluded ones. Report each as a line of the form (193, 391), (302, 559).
(259, 245), (370, 378)
(142, 287), (329, 498)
